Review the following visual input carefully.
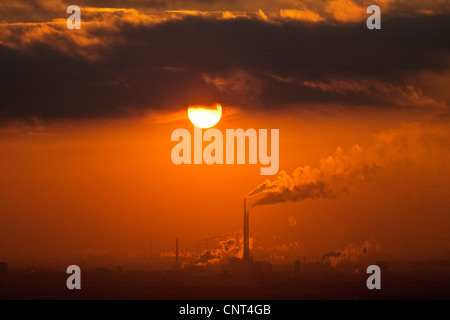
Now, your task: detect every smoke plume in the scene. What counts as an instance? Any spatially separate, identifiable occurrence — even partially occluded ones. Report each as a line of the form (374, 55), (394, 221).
(248, 145), (377, 207)
(184, 235), (248, 267)
(322, 240), (373, 267)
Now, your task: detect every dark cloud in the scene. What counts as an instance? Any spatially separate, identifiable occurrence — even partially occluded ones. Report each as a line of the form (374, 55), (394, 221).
(78, 0), (168, 9)
(0, 13), (449, 121)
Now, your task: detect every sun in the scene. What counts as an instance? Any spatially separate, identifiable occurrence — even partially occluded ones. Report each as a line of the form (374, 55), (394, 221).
(187, 104), (222, 128)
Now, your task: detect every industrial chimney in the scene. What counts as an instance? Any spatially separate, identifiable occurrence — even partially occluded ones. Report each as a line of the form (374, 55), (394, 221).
(243, 198), (249, 261)
(176, 238), (179, 268)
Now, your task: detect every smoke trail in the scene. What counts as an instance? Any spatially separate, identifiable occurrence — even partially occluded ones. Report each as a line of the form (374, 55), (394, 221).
(192, 249), (223, 266)
(248, 145), (377, 207)
(184, 236), (246, 267)
(322, 241), (372, 267)
(267, 241), (299, 260)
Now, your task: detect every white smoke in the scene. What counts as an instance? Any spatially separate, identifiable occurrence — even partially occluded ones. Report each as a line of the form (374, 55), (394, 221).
(248, 145), (377, 207)
(322, 240), (373, 267)
(183, 234), (249, 267)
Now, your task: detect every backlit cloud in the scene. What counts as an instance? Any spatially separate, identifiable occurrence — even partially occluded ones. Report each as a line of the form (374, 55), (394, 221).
(279, 9), (324, 22)
(0, 1), (448, 121)
(325, 0), (365, 22)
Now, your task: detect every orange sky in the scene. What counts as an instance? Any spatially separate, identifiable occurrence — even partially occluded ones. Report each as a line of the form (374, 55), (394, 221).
(1, 107), (449, 268)
(0, 0), (449, 269)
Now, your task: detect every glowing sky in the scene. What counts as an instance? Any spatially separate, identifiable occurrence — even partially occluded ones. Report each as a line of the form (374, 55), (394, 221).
(0, 0), (449, 268)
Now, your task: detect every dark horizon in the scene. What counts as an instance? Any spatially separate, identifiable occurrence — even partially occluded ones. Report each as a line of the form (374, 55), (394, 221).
(1, 0), (450, 301)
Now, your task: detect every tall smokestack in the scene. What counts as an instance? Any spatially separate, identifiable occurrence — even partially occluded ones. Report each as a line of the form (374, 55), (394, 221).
(150, 238), (152, 257)
(243, 198), (249, 261)
(176, 238), (179, 268)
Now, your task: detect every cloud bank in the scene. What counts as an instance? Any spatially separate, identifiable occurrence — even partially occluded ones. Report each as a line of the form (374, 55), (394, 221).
(0, 1), (448, 121)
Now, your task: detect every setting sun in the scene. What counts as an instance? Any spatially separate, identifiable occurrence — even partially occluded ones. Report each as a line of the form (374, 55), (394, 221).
(0, 0), (449, 303)
(187, 104), (222, 128)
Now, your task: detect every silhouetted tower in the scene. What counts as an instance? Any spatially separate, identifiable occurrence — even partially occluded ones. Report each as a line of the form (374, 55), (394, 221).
(243, 197), (250, 261)
(0, 262), (7, 278)
(176, 238), (179, 268)
(149, 238), (152, 257)
(295, 260), (300, 275)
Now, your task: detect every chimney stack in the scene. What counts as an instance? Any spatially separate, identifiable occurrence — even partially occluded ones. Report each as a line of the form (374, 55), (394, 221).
(243, 198), (249, 261)
(176, 238), (179, 268)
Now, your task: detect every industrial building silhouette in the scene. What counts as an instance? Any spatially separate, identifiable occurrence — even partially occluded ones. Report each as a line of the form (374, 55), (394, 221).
(0, 199), (449, 299)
